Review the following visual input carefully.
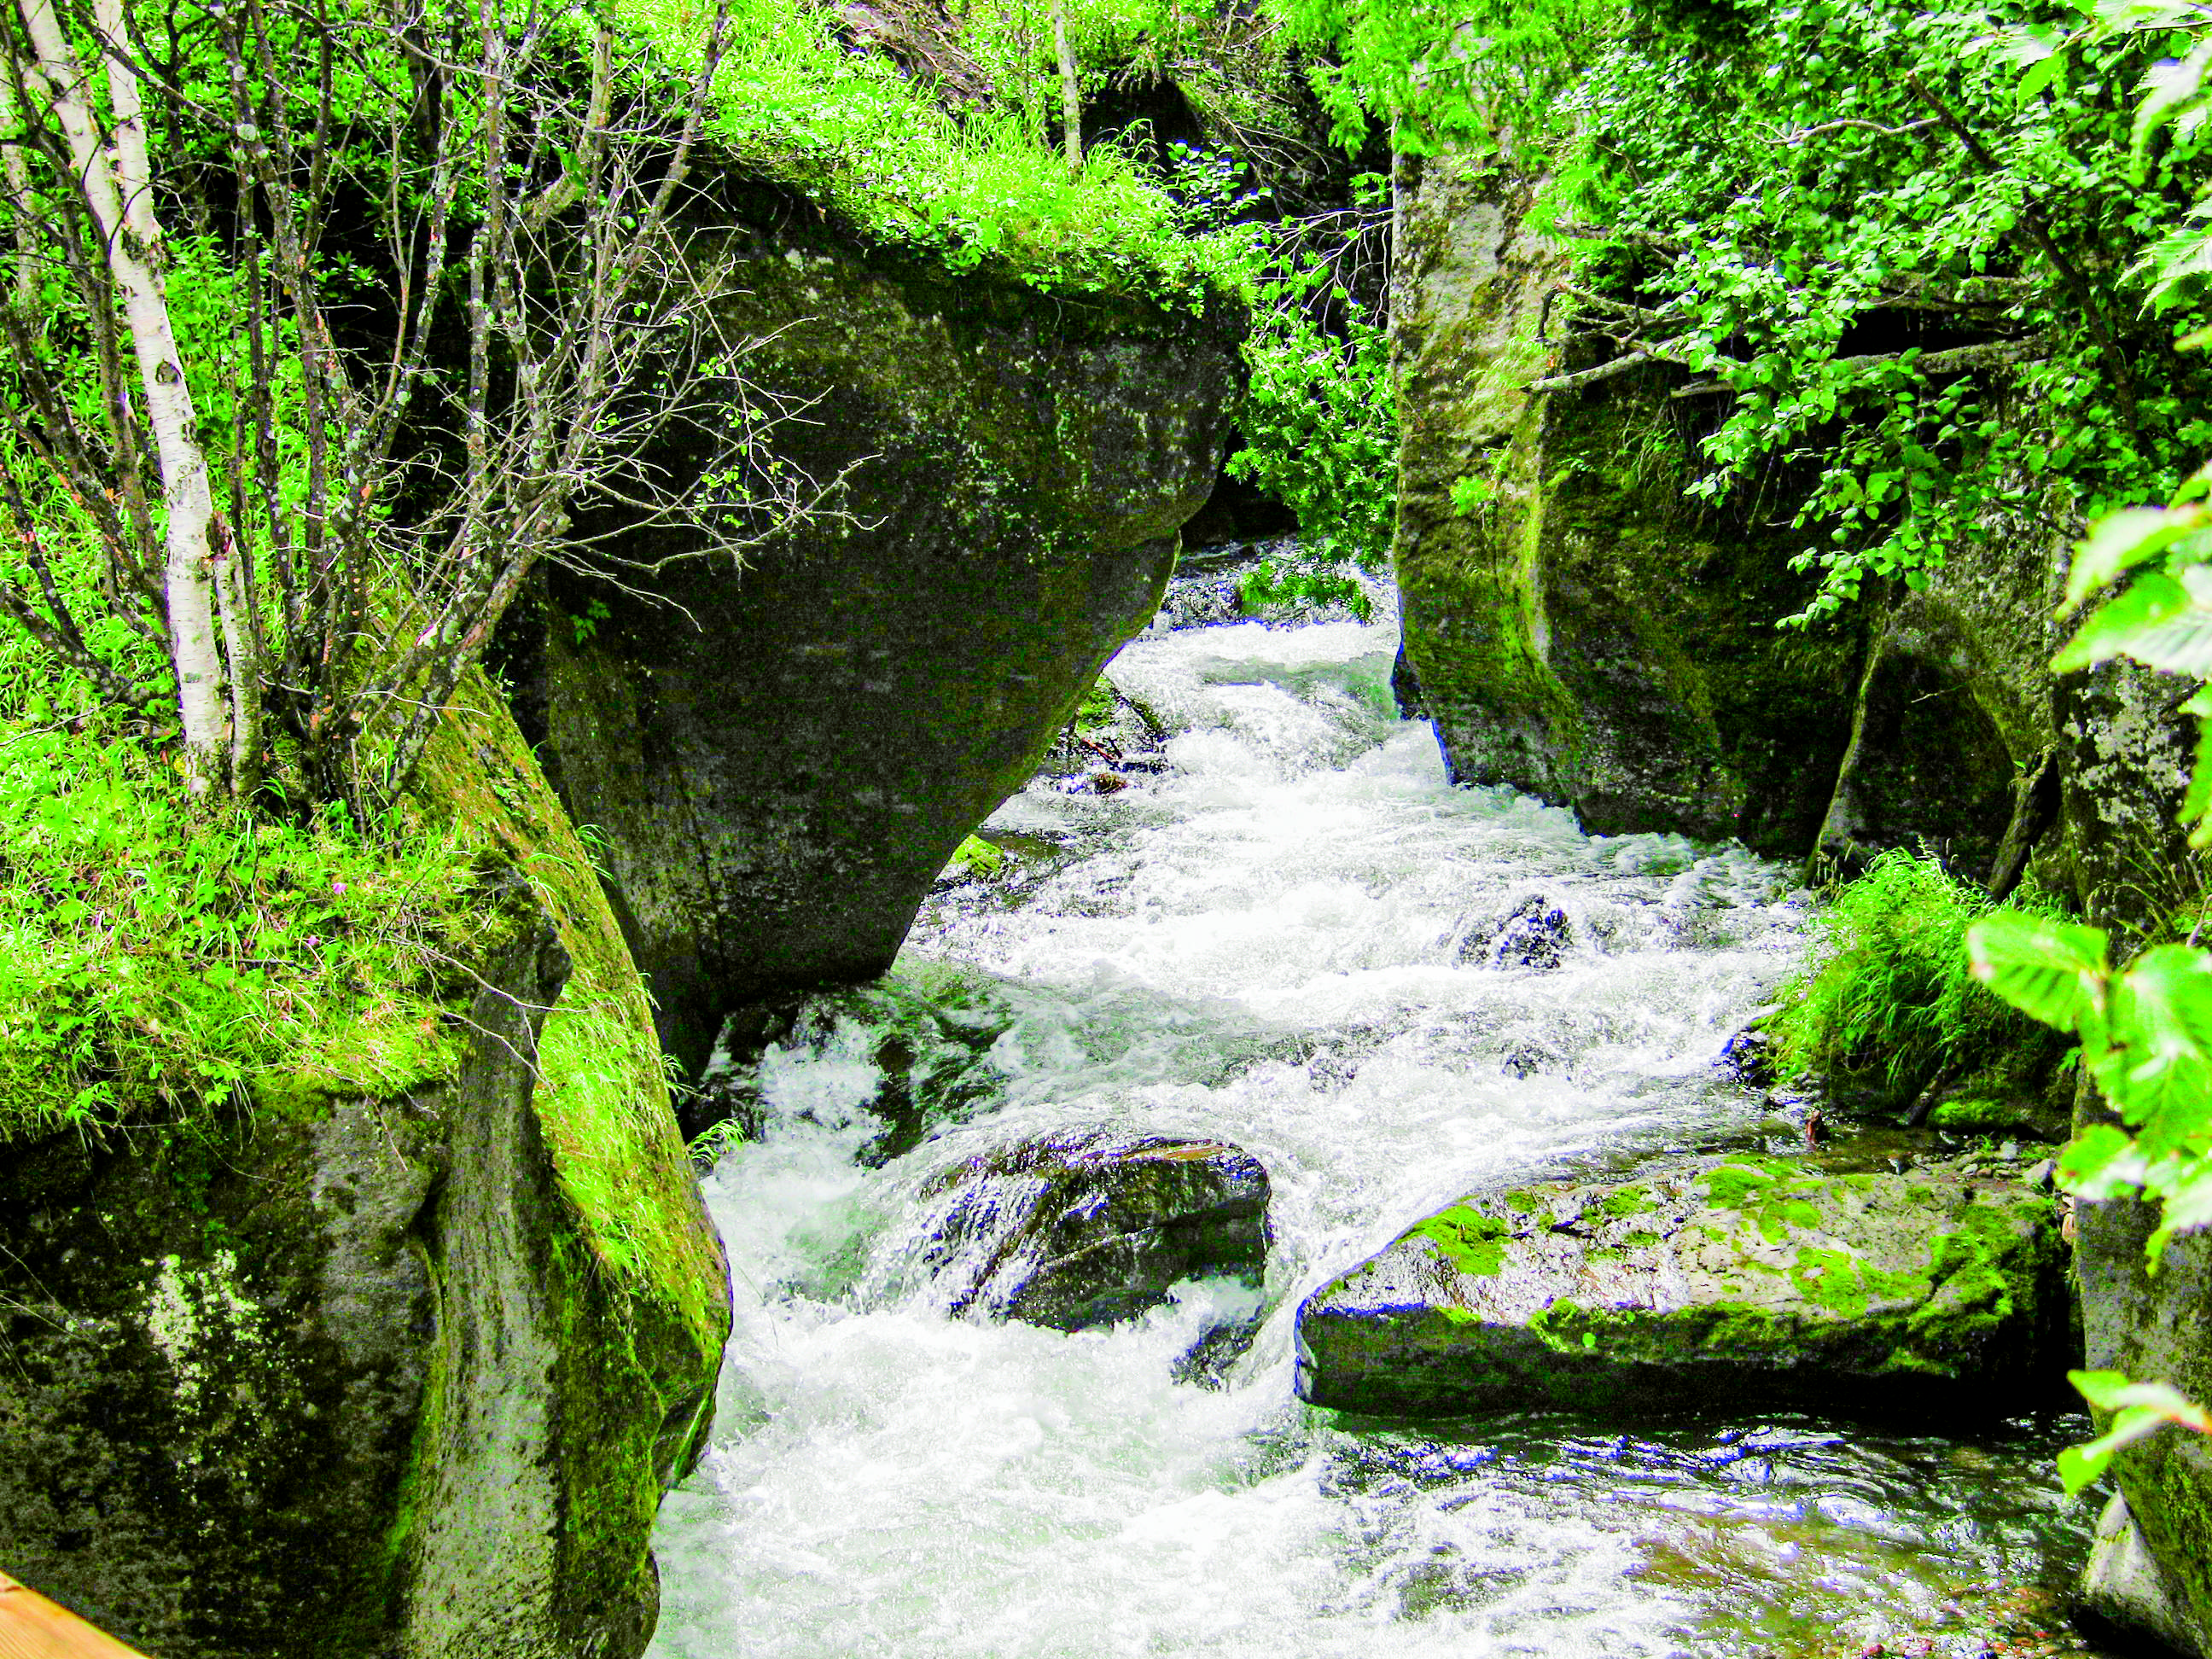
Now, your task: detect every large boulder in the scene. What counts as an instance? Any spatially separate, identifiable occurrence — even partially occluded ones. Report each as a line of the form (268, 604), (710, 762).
(910, 1130), (1269, 1331)
(0, 678), (728, 1659)
(524, 209), (1243, 1074)
(1295, 1153), (2068, 1418)
(2075, 1183), (2212, 1655)
(1388, 148), (1866, 856)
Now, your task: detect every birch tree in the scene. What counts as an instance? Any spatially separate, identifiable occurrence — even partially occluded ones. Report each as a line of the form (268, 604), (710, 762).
(10, 0), (228, 791)
(0, 0), (806, 812)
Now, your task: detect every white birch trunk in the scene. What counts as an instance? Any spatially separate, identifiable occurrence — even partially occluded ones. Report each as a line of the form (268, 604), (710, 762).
(1051, 0), (1081, 178)
(19, 0), (230, 791)
(0, 72), (39, 316)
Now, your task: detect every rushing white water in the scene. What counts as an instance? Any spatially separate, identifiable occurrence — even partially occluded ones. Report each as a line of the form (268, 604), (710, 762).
(649, 597), (2095, 1659)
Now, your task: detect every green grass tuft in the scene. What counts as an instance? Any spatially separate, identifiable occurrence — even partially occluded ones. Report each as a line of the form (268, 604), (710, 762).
(0, 716), (492, 1145)
(1767, 848), (2069, 1108)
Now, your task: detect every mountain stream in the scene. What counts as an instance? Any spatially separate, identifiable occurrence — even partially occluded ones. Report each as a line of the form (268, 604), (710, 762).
(648, 591), (2099, 1659)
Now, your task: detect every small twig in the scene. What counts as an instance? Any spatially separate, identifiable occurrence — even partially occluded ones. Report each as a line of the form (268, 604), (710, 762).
(1765, 115), (1937, 144)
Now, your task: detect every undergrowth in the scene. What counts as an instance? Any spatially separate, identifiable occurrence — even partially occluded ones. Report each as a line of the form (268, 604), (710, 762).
(1767, 848), (2069, 1104)
(620, 0), (1267, 302)
(0, 663), (491, 1145)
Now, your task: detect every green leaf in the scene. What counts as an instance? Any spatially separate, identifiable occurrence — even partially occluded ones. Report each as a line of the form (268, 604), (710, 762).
(2058, 1369), (2212, 1496)
(2055, 571), (2212, 674)
(2110, 946), (2212, 1136)
(2060, 1123), (2146, 1196)
(2064, 508), (2203, 613)
(1967, 910), (2111, 1030)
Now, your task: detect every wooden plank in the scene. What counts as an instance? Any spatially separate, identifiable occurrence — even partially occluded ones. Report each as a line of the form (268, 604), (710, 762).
(0, 1571), (150, 1659)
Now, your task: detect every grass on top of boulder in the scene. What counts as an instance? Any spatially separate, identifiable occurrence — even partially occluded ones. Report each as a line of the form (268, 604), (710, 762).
(619, 0), (1273, 305)
(0, 651), (494, 1147)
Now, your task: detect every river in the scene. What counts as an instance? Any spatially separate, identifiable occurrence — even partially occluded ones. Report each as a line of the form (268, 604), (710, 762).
(647, 585), (2098, 1659)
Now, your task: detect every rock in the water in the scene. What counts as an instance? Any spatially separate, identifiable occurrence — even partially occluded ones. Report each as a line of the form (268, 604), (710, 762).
(913, 1131), (1269, 1331)
(1295, 1155), (2067, 1418)
(2081, 1492), (2212, 1656)
(2075, 1185), (2212, 1656)
(1459, 893), (1575, 970)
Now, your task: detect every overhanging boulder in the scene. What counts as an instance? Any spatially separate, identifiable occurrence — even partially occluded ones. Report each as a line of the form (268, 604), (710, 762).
(528, 217), (1243, 1073)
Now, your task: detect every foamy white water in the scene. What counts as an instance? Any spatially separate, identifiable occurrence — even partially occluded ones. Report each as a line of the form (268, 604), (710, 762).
(649, 602), (2094, 1659)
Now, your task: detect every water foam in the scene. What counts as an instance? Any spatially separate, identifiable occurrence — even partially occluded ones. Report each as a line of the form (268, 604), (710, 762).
(649, 612), (2090, 1659)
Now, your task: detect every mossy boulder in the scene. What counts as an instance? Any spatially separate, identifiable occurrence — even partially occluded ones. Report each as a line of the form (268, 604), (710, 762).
(1388, 148), (1866, 856)
(1295, 1155), (2069, 1419)
(2075, 1183), (2212, 1656)
(911, 1130), (1269, 1330)
(524, 209), (1242, 1075)
(0, 676), (728, 1659)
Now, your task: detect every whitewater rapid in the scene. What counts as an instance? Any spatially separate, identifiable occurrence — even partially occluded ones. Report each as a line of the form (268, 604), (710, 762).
(647, 599), (2094, 1659)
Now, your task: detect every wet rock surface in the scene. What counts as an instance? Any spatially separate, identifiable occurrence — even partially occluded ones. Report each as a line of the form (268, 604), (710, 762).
(914, 1131), (1270, 1331)
(1295, 1150), (2068, 1421)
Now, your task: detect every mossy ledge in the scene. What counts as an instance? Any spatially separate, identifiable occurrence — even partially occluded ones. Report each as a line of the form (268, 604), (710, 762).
(1294, 1155), (2069, 1421)
(0, 672), (729, 1659)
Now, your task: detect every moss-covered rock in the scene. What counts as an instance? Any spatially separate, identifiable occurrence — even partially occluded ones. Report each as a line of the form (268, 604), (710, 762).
(0, 676), (728, 1659)
(1295, 1155), (2068, 1419)
(2075, 1177), (2212, 1656)
(1388, 149), (1867, 855)
(525, 212), (1241, 1075)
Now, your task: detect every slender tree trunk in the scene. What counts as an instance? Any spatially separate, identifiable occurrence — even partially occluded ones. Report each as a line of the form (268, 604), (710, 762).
(1051, 0), (1080, 178)
(19, 0), (230, 792)
(0, 73), (38, 316)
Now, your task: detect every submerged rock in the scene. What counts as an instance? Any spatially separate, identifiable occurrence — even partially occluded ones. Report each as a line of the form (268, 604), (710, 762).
(1295, 1154), (2067, 1419)
(914, 1131), (1269, 1331)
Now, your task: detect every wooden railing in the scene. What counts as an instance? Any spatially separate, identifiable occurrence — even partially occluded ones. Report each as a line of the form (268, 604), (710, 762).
(0, 1571), (150, 1659)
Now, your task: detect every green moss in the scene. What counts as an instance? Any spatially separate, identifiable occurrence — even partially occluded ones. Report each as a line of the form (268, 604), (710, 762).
(407, 672), (725, 1356)
(1598, 1185), (1652, 1218)
(1407, 1203), (1514, 1277)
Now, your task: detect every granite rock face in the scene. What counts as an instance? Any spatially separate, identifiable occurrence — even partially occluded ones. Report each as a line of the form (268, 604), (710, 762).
(1295, 1155), (2069, 1419)
(0, 684), (728, 1659)
(530, 212), (1242, 1075)
(912, 1131), (1270, 1331)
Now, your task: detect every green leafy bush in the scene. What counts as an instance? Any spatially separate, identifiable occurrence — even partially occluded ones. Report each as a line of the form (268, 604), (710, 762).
(1767, 848), (2068, 1106)
(620, 0), (1266, 301)
(1227, 180), (1399, 615)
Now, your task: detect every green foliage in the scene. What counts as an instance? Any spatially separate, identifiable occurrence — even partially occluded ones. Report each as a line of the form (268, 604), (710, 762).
(944, 834), (1007, 881)
(1226, 178), (1398, 614)
(1767, 848), (2068, 1101)
(620, 0), (1266, 300)
(2058, 1368), (2212, 1494)
(1540, 0), (2212, 624)
(1268, 0), (1618, 152)
(0, 707), (490, 1144)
